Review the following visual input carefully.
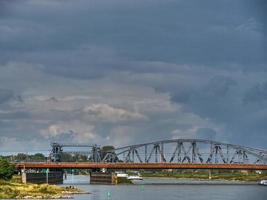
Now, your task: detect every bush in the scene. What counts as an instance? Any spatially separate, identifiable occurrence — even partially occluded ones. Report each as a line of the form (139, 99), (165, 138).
(0, 158), (15, 180)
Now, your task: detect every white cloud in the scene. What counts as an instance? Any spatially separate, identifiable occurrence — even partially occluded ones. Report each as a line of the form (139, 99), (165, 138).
(236, 18), (263, 37)
(82, 104), (147, 122)
(40, 121), (103, 144)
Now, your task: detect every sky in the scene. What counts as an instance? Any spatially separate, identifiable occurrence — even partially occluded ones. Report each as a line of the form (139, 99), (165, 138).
(0, 0), (267, 153)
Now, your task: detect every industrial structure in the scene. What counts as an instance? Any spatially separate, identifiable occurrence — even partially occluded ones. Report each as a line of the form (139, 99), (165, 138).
(14, 139), (267, 184)
(49, 139), (267, 165)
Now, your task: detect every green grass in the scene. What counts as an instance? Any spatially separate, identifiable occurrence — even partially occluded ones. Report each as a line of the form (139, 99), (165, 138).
(141, 171), (267, 182)
(0, 177), (82, 199)
(117, 177), (133, 184)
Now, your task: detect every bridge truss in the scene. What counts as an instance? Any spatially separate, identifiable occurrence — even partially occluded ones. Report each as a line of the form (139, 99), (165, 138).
(50, 139), (267, 165)
(50, 143), (101, 162)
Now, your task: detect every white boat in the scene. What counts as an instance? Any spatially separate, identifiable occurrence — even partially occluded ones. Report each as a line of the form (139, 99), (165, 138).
(127, 175), (143, 180)
(116, 172), (128, 178)
(259, 180), (267, 186)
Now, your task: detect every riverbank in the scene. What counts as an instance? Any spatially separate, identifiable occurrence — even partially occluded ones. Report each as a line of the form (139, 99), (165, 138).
(141, 171), (267, 182)
(0, 178), (87, 199)
(117, 177), (133, 184)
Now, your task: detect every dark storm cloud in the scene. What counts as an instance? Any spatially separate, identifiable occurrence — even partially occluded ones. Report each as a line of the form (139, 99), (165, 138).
(243, 81), (267, 104)
(0, 89), (13, 104)
(0, 0), (267, 151)
(171, 75), (238, 120)
(0, 111), (31, 120)
(246, 0), (267, 33)
(0, 0), (266, 78)
(171, 74), (267, 147)
(0, 0), (17, 16)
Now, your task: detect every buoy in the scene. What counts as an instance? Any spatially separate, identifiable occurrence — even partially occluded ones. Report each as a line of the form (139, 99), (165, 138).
(107, 191), (111, 198)
(140, 185), (145, 191)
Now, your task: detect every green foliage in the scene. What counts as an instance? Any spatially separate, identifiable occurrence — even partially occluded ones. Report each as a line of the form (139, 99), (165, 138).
(117, 177), (133, 184)
(101, 146), (115, 152)
(37, 185), (56, 194)
(0, 186), (19, 199)
(2, 153), (46, 162)
(101, 146), (114, 158)
(0, 181), (82, 199)
(15, 153), (27, 161)
(31, 153), (46, 161)
(10, 175), (22, 183)
(141, 170), (267, 181)
(0, 158), (15, 180)
(59, 152), (88, 162)
(100, 146), (119, 161)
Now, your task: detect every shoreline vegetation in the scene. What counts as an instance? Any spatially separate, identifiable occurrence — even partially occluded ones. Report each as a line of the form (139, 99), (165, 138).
(117, 177), (133, 184)
(0, 176), (87, 199)
(141, 170), (267, 182)
(0, 158), (89, 199)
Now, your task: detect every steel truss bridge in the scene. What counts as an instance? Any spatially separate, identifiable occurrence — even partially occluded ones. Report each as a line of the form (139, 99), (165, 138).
(16, 139), (267, 170)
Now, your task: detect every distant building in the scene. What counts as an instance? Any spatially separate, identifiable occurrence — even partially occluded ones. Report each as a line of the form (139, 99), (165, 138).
(240, 170), (249, 175)
(255, 170), (262, 174)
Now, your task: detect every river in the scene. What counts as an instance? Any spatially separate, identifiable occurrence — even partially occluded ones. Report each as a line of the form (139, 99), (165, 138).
(63, 175), (267, 200)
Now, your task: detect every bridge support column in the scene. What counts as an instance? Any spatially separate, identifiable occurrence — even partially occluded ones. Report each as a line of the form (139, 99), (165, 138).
(208, 170), (212, 180)
(90, 172), (117, 185)
(22, 171), (64, 184)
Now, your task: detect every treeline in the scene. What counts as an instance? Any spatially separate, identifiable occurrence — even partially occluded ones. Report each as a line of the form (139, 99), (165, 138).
(1, 153), (47, 162)
(2, 153), (90, 162)
(1, 145), (118, 162)
(1, 153), (85, 162)
(57, 145), (118, 162)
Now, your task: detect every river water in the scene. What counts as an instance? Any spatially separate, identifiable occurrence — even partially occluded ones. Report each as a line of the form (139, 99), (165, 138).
(63, 175), (267, 200)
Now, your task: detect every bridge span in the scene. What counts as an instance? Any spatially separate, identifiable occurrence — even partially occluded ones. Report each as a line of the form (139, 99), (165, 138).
(49, 139), (267, 165)
(10, 139), (267, 171)
(13, 139), (267, 185)
(16, 162), (267, 170)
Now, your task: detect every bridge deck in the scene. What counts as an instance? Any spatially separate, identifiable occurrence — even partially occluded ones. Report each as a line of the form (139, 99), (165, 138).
(16, 162), (267, 170)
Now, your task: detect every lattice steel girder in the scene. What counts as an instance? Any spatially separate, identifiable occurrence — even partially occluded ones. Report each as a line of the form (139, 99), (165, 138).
(49, 139), (267, 164)
(50, 142), (101, 162)
(111, 139), (267, 164)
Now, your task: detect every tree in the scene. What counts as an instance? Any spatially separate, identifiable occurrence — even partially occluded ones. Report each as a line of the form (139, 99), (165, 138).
(15, 153), (28, 161)
(100, 146), (118, 162)
(31, 153), (46, 161)
(0, 158), (15, 180)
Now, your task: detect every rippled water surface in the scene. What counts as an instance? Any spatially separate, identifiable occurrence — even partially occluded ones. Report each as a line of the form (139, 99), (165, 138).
(63, 175), (267, 200)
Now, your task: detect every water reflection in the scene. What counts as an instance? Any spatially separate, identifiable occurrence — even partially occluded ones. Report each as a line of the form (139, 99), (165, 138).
(62, 175), (267, 200)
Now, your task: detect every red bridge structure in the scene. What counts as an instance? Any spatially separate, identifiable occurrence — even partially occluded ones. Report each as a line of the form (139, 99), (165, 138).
(15, 139), (267, 170)
(16, 162), (267, 170)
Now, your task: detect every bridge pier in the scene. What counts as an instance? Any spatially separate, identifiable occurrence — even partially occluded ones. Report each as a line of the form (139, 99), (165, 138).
(208, 169), (212, 180)
(90, 172), (117, 185)
(21, 170), (64, 184)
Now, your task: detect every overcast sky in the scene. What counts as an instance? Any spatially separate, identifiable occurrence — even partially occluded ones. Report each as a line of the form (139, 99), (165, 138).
(0, 0), (267, 153)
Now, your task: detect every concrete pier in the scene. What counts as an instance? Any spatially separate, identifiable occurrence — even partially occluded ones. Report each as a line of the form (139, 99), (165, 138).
(22, 172), (63, 184)
(90, 172), (117, 185)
